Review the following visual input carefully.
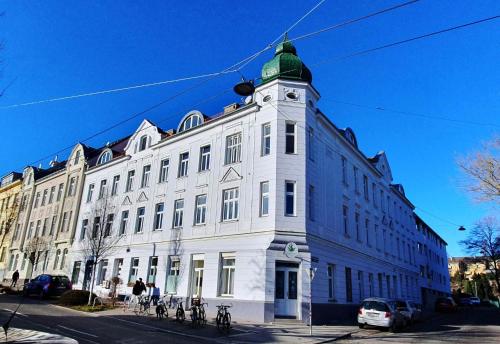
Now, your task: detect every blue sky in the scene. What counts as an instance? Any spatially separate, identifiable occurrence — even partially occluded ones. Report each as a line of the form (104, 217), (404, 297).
(0, 1), (498, 257)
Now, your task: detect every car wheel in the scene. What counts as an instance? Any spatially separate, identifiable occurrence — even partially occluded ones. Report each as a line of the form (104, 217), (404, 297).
(358, 323), (365, 329)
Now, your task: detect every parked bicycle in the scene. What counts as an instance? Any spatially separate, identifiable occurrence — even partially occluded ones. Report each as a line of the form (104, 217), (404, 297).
(190, 299), (207, 327)
(156, 295), (170, 319)
(175, 298), (186, 323)
(216, 304), (232, 332)
(134, 295), (152, 316)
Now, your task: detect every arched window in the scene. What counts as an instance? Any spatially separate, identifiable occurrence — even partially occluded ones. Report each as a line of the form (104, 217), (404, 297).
(74, 150), (81, 165)
(98, 150), (112, 165)
(53, 249), (61, 270)
(60, 248), (68, 270)
(178, 112), (203, 133)
(139, 135), (149, 151)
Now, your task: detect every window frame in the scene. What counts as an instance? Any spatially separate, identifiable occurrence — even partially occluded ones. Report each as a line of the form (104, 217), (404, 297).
(225, 133), (242, 165)
(285, 181), (296, 216)
(172, 199), (184, 228)
(198, 145), (211, 172)
(260, 181), (269, 217)
(222, 188), (239, 222)
(285, 121), (296, 154)
(261, 123), (271, 156)
(194, 194), (207, 225)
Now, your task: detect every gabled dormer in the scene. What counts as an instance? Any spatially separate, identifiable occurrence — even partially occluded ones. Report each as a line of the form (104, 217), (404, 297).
(124, 119), (163, 156)
(369, 151), (393, 184)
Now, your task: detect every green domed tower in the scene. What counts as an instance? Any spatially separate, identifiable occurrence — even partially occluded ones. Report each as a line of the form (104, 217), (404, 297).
(261, 37), (312, 84)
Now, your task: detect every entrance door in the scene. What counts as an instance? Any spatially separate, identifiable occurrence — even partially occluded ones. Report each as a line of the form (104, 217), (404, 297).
(275, 265), (299, 318)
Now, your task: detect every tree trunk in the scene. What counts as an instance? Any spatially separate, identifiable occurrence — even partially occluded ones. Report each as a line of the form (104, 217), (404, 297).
(87, 262), (97, 306)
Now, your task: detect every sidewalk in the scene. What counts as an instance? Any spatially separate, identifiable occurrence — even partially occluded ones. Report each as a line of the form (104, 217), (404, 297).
(0, 327), (78, 344)
(91, 306), (357, 343)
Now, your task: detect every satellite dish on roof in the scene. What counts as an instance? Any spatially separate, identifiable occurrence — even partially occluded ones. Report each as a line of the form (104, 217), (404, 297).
(233, 78), (255, 96)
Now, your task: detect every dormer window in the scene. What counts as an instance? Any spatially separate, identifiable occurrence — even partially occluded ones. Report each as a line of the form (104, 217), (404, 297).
(178, 111), (204, 133)
(139, 135), (149, 151)
(98, 150), (112, 165)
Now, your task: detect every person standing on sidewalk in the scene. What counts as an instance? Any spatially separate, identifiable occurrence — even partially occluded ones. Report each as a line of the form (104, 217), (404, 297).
(151, 283), (160, 305)
(11, 270), (19, 288)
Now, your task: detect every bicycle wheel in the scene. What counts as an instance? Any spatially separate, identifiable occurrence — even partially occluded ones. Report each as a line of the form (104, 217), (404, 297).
(223, 313), (231, 331)
(200, 308), (206, 326)
(216, 313), (223, 330)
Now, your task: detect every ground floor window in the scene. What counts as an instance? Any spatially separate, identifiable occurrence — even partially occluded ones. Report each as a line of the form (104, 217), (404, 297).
(327, 264), (335, 300)
(345, 267), (352, 302)
(358, 270), (364, 302)
(129, 257), (139, 283)
(166, 257), (180, 294)
(191, 258), (204, 298)
(219, 254), (235, 297)
(71, 261), (81, 285)
(97, 259), (108, 285)
(147, 256), (158, 284)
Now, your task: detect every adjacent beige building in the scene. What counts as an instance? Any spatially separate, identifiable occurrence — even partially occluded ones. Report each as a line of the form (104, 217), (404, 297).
(8, 144), (98, 281)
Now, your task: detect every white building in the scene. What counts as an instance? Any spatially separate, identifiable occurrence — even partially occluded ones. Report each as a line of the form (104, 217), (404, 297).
(70, 39), (447, 323)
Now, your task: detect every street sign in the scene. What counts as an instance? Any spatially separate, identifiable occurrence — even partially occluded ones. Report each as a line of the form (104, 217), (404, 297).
(284, 242), (298, 258)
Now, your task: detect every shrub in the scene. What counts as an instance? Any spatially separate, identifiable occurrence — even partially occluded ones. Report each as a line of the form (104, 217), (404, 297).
(58, 290), (96, 306)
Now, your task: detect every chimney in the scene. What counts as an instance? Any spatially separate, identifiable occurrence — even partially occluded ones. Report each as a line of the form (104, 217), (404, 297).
(224, 103), (240, 115)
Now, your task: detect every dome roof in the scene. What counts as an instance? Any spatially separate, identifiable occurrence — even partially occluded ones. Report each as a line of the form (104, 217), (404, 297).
(261, 38), (312, 84)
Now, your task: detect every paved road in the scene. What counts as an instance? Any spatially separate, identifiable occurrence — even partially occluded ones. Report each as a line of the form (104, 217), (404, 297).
(341, 305), (500, 344)
(0, 294), (216, 344)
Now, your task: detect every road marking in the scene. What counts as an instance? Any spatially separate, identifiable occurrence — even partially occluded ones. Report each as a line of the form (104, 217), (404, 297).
(57, 325), (99, 338)
(2, 308), (28, 317)
(107, 316), (219, 342)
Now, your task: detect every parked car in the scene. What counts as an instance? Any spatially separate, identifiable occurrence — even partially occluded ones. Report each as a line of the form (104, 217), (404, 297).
(23, 274), (72, 298)
(358, 298), (408, 332)
(395, 300), (423, 324)
(435, 297), (457, 312)
(469, 297), (481, 305)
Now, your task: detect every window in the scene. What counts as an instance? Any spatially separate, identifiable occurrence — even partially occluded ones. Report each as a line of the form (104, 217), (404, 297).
(285, 181), (296, 216)
(135, 207), (145, 233)
(166, 257), (180, 294)
(139, 135), (148, 151)
(97, 260), (108, 285)
(219, 254), (235, 296)
(141, 165), (151, 188)
(111, 175), (120, 196)
(53, 249), (61, 270)
(57, 183), (64, 201)
(308, 184), (315, 221)
(147, 256), (158, 283)
(71, 261), (81, 284)
(308, 126), (315, 161)
(285, 122), (296, 154)
(60, 248), (68, 270)
(358, 271), (365, 301)
(178, 152), (189, 177)
(380, 190), (384, 211)
(261, 123), (271, 156)
(260, 182), (269, 216)
(86, 184), (94, 202)
(41, 189), (47, 206)
(80, 219), (88, 240)
(365, 219), (370, 246)
(355, 213), (360, 241)
(198, 145), (211, 172)
(386, 275), (391, 298)
(339, 158), (347, 187)
(119, 210), (129, 235)
(27, 222), (34, 239)
(159, 159), (169, 183)
(222, 188), (239, 221)
(50, 216), (57, 235)
(104, 214), (114, 236)
(353, 167), (359, 193)
(154, 203), (164, 230)
(42, 218), (48, 236)
(375, 224), (380, 250)
(173, 199), (184, 228)
(126, 170), (135, 192)
(98, 179), (107, 199)
(68, 177), (76, 196)
(327, 264), (335, 300)
(378, 273), (384, 297)
(345, 267), (352, 302)
(98, 150), (112, 164)
(92, 217), (101, 238)
(363, 175), (369, 200)
(368, 273), (374, 297)
(129, 258), (139, 283)
(194, 195), (207, 225)
(343, 206), (349, 235)
(225, 133), (242, 164)
(180, 114), (202, 132)
(61, 212), (68, 233)
(34, 192), (40, 208)
(74, 150), (81, 164)
(372, 183), (377, 207)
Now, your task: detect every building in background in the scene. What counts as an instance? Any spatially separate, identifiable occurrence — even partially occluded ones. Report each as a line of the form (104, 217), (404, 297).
(414, 214), (450, 309)
(0, 172), (23, 281)
(7, 144), (98, 281)
(448, 256), (499, 298)
(69, 39), (449, 324)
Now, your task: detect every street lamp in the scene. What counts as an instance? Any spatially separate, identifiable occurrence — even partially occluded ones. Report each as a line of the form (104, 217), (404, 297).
(458, 226), (466, 231)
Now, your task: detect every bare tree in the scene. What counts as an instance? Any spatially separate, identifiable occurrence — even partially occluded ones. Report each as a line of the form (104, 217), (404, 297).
(460, 216), (500, 294)
(79, 193), (122, 305)
(166, 228), (184, 295)
(457, 137), (500, 203)
(0, 191), (19, 248)
(24, 237), (50, 279)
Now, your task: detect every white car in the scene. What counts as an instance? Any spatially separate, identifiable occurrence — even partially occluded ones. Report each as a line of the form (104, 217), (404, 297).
(358, 298), (408, 332)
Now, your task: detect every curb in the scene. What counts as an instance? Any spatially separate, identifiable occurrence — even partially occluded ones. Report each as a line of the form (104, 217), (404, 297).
(315, 332), (353, 343)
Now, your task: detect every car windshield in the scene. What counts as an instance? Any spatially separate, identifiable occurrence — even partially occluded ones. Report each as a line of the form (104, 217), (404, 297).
(362, 301), (389, 312)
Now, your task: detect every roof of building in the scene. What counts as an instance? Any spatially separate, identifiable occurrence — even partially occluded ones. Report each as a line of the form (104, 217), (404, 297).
(414, 213), (448, 246)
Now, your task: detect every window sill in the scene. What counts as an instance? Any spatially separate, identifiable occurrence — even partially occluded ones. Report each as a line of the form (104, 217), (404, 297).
(177, 176), (188, 180)
(172, 227), (183, 230)
(224, 161), (241, 167)
(285, 152), (298, 155)
(284, 214), (297, 217)
(221, 219), (239, 224)
(218, 295), (234, 298)
(197, 170), (210, 174)
(193, 223), (206, 227)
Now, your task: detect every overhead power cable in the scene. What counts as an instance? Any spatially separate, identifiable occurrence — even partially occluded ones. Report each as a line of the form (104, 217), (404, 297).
(0, 0), (420, 110)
